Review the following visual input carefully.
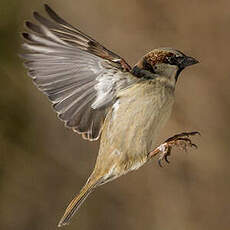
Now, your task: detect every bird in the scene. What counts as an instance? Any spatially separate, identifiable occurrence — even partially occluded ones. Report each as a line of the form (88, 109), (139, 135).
(20, 4), (200, 227)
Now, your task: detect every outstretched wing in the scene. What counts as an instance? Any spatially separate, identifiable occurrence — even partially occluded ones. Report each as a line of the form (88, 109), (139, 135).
(21, 4), (135, 141)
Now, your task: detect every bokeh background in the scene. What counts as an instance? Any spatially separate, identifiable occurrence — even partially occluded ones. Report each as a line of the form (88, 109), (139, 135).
(1, 0), (230, 229)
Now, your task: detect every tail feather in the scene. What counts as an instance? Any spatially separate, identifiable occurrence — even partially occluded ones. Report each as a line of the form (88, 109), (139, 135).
(58, 181), (96, 227)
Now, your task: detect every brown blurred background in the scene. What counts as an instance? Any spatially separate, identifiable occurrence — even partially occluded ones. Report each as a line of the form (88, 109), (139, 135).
(1, 0), (230, 229)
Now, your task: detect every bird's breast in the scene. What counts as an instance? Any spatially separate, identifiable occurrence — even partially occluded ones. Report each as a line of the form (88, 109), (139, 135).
(99, 80), (174, 172)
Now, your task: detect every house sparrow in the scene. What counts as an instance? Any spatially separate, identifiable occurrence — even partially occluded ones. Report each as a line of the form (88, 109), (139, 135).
(21, 4), (200, 227)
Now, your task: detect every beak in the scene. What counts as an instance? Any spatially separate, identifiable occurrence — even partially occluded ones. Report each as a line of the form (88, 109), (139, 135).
(180, 56), (199, 68)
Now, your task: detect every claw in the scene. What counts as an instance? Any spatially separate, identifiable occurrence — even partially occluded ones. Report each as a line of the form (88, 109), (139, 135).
(151, 131), (200, 168)
(165, 155), (170, 164)
(166, 131), (200, 142)
(176, 137), (192, 144)
(190, 131), (201, 136)
(180, 131), (201, 137)
(191, 143), (198, 149)
(158, 159), (163, 167)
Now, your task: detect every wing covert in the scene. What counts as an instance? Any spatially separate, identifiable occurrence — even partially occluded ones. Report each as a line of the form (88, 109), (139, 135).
(21, 4), (135, 141)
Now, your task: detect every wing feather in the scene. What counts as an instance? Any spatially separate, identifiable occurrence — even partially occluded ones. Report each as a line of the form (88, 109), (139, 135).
(21, 4), (136, 141)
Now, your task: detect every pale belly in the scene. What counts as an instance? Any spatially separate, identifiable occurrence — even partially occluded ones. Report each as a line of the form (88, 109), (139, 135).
(95, 81), (174, 177)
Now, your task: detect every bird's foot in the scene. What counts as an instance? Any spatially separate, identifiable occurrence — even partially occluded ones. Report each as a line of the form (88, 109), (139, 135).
(148, 131), (200, 167)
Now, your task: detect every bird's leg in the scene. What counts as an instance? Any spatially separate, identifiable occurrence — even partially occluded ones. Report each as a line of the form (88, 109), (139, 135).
(148, 131), (200, 167)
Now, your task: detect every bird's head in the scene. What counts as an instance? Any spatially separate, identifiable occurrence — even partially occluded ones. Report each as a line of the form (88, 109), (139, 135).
(132, 48), (199, 85)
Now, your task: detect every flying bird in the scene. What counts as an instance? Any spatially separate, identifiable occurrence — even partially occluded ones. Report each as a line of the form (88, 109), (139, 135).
(21, 4), (200, 227)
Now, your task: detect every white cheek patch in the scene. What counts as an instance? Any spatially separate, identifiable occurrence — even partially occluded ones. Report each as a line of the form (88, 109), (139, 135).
(156, 63), (178, 87)
(166, 64), (178, 78)
(158, 63), (178, 77)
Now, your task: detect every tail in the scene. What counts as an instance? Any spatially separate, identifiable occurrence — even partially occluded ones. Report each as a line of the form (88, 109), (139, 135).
(58, 180), (98, 227)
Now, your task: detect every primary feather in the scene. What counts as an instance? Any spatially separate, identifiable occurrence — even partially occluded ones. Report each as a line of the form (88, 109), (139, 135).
(21, 4), (135, 141)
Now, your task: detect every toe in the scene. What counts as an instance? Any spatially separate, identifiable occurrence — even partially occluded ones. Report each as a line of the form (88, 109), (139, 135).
(187, 131), (201, 136)
(165, 155), (170, 164)
(158, 159), (163, 167)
